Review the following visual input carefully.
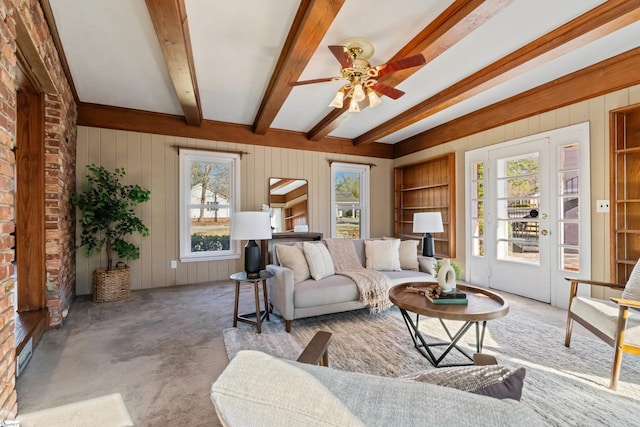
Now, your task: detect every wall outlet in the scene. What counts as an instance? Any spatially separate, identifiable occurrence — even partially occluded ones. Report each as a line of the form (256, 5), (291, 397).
(596, 200), (609, 213)
(170, 260), (177, 269)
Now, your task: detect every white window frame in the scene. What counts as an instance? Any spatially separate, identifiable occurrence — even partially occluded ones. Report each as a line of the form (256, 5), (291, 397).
(179, 149), (241, 262)
(330, 162), (370, 238)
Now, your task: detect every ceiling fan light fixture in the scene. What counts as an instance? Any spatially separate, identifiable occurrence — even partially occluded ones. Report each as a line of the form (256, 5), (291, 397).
(367, 89), (382, 108)
(329, 90), (345, 108)
(348, 99), (360, 113)
(353, 83), (366, 102)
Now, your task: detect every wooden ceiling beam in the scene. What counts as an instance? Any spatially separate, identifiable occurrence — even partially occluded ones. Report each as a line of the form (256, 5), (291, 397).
(393, 47), (640, 158)
(252, 0), (345, 135)
(145, 0), (202, 126)
(307, 0), (512, 141)
(76, 102), (393, 159)
(358, 0), (640, 146)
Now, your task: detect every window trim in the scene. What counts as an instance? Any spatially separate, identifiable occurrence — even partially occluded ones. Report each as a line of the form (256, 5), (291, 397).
(330, 162), (370, 239)
(179, 149), (241, 262)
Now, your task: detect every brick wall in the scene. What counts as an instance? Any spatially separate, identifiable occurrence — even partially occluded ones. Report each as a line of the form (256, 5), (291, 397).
(0, 0), (77, 419)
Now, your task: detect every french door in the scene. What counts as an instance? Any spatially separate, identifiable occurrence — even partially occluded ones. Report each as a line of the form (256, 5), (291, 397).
(466, 123), (591, 308)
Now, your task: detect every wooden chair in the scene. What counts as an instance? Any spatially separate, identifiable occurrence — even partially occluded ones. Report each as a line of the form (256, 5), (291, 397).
(565, 267), (640, 390)
(297, 331), (333, 367)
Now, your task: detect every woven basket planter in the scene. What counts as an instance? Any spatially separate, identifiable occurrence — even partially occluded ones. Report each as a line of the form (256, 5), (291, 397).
(92, 265), (131, 303)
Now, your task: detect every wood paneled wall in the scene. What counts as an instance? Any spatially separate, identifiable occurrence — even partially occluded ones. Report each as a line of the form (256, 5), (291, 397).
(394, 83), (640, 301)
(75, 126), (393, 294)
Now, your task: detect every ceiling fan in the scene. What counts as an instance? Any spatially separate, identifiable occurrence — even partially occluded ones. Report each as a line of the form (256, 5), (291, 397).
(289, 37), (426, 112)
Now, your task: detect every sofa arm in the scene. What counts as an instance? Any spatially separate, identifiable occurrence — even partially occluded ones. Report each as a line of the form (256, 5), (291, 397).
(417, 256), (437, 275)
(265, 264), (295, 321)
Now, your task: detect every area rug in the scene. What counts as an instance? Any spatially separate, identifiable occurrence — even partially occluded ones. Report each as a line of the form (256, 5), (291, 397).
(16, 393), (133, 427)
(224, 307), (640, 427)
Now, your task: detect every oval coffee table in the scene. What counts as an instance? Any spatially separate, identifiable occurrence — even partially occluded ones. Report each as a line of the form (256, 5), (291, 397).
(389, 283), (509, 367)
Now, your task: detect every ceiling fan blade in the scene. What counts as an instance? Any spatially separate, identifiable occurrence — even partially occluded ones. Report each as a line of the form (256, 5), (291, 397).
(375, 54), (426, 76)
(328, 45), (352, 68)
(289, 77), (341, 86)
(370, 82), (405, 100)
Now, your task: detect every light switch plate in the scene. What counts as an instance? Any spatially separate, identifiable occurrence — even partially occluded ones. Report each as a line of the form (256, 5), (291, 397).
(596, 200), (609, 213)
(170, 260), (177, 269)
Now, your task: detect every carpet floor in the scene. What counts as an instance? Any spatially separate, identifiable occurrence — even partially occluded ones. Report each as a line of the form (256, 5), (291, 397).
(225, 307), (640, 427)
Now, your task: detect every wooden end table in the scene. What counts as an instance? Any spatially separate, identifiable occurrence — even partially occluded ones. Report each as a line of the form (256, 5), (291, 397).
(389, 283), (509, 367)
(231, 270), (273, 334)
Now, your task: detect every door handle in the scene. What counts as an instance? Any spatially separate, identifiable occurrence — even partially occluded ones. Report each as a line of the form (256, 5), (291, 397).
(541, 229), (549, 236)
(540, 213), (548, 219)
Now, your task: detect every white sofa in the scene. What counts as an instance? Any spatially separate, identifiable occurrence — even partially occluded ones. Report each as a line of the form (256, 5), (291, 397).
(266, 238), (437, 332)
(211, 350), (543, 427)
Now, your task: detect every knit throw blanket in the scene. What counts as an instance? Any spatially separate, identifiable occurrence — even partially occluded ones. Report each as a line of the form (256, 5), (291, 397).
(325, 238), (392, 313)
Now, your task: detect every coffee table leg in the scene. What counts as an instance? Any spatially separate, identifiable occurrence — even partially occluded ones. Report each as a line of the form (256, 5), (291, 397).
(434, 321), (474, 366)
(398, 308), (438, 366)
(477, 321), (487, 353)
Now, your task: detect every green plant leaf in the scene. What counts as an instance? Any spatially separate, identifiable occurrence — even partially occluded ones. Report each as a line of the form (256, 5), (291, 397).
(73, 164), (151, 269)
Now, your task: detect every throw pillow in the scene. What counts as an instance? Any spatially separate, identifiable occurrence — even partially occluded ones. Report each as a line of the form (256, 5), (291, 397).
(401, 365), (526, 401)
(382, 237), (419, 271)
(303, 242), (335, 280)
(622, 259), (640, 302)
(399, 240), (419, 270)
(418, 256), (436, 275)
(276, 244), (310, 284)
(364, 239), (401, 271)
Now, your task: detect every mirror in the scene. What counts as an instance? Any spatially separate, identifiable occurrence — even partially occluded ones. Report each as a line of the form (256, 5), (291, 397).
(268, 178), (308, 232)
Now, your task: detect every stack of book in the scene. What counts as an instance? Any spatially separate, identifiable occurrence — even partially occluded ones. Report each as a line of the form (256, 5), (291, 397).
(426, 289), (468, 305)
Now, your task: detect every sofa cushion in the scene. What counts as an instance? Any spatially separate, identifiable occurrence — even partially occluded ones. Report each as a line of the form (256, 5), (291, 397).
(384, 270), (436, 287)
(294, 354), (544, 427)
(303, 242), (335, 280)
(622, 259), (640, 302)
(211, 351), (364, 427)
(294, 275), (359, 308)
(364, 239), (401, 271)
(400, 365), (526, 401)
(276, 243), (310, 284)
(570, 296), (640, 345)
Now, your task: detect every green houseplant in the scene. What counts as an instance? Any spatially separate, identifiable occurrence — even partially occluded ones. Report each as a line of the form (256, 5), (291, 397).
(72, 164), (151, 302)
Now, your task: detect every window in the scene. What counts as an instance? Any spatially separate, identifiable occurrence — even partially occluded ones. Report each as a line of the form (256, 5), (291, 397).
(179, 150), (240, 261)
(331, 162), (369, 238)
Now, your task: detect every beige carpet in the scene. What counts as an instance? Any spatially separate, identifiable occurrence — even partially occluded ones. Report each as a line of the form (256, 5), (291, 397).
(224, 307), (640, 427)
(17, 393), (132, 427)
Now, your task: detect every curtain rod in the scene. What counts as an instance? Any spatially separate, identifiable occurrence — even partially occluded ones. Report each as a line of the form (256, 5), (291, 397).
(171, 145), (249, 158)
(328, 159), (377, 168)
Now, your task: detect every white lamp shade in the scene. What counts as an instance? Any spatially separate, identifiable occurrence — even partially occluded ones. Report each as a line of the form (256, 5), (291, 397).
(230, 211), (272, 240)
(413, 212), (444, 233)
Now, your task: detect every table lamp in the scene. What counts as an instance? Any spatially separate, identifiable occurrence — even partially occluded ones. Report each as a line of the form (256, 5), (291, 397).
(413, 212), (443, 257)
(231, 211), (272, 278)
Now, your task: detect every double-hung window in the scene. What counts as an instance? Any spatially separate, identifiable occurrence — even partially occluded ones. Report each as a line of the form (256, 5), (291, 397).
(330, 162), (370, 238)
(179, 149), (240, 262)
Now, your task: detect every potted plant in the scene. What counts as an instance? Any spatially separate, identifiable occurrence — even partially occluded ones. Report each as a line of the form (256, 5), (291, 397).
(72, 164), (151, 302)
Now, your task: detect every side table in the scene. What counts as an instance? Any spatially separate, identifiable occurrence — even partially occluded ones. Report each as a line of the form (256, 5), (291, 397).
(230, 270), (273, 334)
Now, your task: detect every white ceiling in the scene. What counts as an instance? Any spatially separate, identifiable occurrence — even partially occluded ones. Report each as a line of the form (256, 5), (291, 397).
(48, 0), (639, 147)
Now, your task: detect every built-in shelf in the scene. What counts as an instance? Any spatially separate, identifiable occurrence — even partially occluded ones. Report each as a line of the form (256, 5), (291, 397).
(394, 153), (456, 259)
(611, 104), (640, 283)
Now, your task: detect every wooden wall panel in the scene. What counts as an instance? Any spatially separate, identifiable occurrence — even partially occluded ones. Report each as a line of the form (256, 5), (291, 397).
(75, 127), (393, 293)
(394, 82), (640, 295)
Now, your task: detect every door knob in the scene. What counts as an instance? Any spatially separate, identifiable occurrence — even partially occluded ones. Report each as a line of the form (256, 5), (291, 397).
(541, 229), (549, 236)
